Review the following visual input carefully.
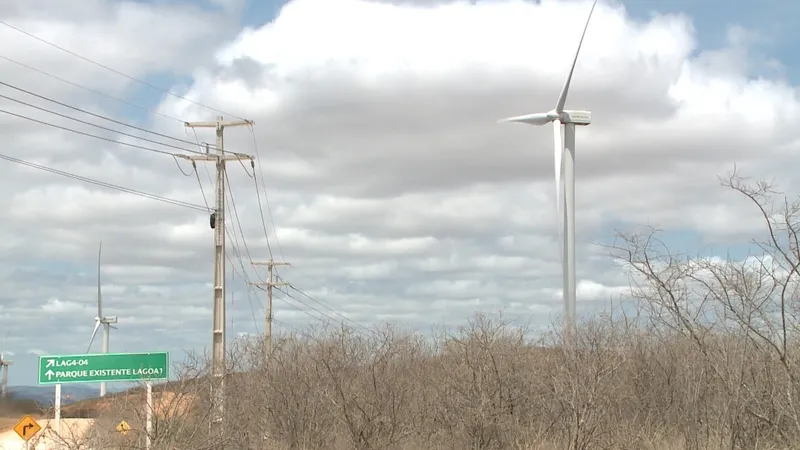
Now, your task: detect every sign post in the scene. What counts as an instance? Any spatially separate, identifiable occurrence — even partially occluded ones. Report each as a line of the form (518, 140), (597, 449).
(54, 383), (61, 439)
(39, 352), (169, 449)
(146, 382), (153, 450)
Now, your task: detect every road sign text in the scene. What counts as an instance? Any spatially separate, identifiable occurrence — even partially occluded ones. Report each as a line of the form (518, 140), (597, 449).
(38, 352), (169, 385)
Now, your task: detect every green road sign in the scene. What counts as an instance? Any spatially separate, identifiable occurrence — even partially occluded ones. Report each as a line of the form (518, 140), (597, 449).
(38, 352), (169, 385)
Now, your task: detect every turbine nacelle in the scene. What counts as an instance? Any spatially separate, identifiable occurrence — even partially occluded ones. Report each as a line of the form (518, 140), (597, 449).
(562, 110), (591, 126)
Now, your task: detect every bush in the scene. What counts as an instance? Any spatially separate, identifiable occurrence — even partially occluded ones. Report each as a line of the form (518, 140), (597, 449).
(0, 397), (42, 415)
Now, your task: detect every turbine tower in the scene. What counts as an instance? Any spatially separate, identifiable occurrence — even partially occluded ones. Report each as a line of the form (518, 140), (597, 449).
(87, 242), (117, 397)
(499, 0), (597, 341)
(0, 333), (12, 400)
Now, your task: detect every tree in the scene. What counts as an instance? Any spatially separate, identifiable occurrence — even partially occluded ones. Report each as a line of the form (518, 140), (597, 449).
(607, 169), (800, 448)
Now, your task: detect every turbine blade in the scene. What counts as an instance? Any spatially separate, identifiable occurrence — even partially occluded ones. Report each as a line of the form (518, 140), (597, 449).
(498, 112), (552, 126)
(97, 241), (103, 318)
(87, 320), (101, 353)
(554, 0), (597, 114)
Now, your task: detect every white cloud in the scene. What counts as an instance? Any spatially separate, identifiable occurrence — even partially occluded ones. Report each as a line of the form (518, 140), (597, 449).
(0, 0), (797, 385)
(40, 298), (88, 314)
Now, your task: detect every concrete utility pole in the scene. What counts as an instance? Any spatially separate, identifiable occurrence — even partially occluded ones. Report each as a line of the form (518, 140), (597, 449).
(184, 116), (253, 445)
(252, 260), (290, 359)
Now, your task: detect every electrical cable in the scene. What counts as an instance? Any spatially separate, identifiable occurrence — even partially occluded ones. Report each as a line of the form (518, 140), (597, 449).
(272, 290), (332, 325)
(249, 126), (285, 261)
(0, 106), (191, 158)
(264, 284), (373, 336)
(284, 285), (376, 336)
(223, 199), (263, 332)
(0, 80), (209, 149)
(250, 161), (275, 263)
(0, 19), (246, 121)
(225, 170), (267, 284)
(0, 93), (206, 156)
(224, 248), (262, 333)
(0, 152), (210, 212)
(0, 54), (185, 124)
(272, 318), (319, 341)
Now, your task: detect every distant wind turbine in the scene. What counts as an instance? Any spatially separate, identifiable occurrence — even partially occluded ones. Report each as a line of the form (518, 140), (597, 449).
(499, 0), (597, 340)
(87, 242), (118, 397)
(0, 332), (11, 399)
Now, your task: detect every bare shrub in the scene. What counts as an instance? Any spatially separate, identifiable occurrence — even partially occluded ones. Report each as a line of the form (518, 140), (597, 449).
(607, 170), (800, 449)
(57, 171), (800, 450)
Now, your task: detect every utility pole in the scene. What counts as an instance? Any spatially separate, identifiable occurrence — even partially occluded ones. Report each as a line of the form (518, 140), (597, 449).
(184, 116), (253, 446)
(252, 260), (290, 359)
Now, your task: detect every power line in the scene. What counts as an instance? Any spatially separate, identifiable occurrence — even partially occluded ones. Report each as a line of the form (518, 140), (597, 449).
(272, 318), (320, 341)
(250, 161), (275, 262)
(0, 55), (185, 123)
(249, 126), (284, 261)
(0, 106), (195, 159)
(224, 238), (262, 333)
(220, 179), (277, 334)
(246, 126), (288, 298)
(0, 19), (246, 121)
(260, 284), (374, 336)
(225, 166), (337, 333)
(0, 80), (207, 149)
(224, 146), (368, 332)
(284, 285), (376, 336)
(0, 93), (206, 156)
(223, 238), (264, 333)
(224, 170), (265, 283)
(193, 160), (211, 210)
(269, 287), (342, 327)
(226, 168), (351, 329)
(0, 152), (210, 212)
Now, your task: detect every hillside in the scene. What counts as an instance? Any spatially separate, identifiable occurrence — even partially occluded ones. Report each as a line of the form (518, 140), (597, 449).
(60, 379), (197, 418)
(7, 385), (100, 406)
(0, 397), (44, 430)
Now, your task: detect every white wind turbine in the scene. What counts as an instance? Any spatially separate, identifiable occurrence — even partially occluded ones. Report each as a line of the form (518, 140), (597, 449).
(87, 242), (117, 397)
(499, 0), (597, 339)
(0, 332), (12, 399)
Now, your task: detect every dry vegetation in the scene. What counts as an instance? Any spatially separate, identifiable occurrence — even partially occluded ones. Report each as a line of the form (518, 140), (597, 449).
(46, 173), (800, 449)
(0, 397), (42, 431)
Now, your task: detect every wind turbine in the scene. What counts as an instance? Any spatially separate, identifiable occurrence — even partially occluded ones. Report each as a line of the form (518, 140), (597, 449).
(87, 242), (117, 397)
(499, 0), (597, 340)
(0, 332), (12, 400)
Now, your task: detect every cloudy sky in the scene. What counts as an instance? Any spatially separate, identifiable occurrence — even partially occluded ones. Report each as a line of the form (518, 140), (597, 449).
(0, 0), (799, 386)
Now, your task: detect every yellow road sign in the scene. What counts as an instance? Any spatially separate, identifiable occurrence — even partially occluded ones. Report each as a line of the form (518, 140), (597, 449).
(13, 415), (41, 442)
(116, 420), (131, 436)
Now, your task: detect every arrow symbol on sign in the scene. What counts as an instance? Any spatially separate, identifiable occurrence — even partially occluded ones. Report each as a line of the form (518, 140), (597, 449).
(46, 359), (54, 368)
(45, 370), (54, 380)
(22, 424), (33, 436)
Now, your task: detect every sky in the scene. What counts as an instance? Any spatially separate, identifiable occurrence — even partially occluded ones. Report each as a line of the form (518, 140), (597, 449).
(0, 0), (799, 387)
